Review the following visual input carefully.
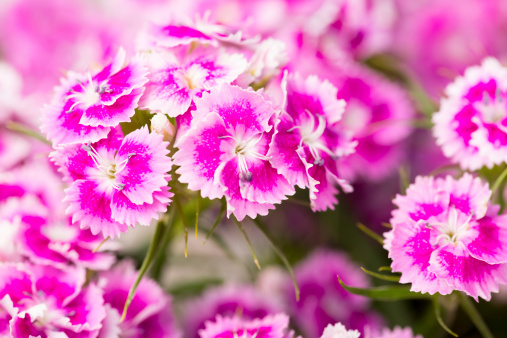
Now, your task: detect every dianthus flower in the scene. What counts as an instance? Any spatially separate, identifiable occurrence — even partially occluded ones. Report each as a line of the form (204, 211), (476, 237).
(269, 72), (355, 211)
(51, 126), (172, 238)
(0, 263), (105, 337)
(1, 194), (115, 270)
(198, 313), (294, 338)
(41, 48), (148, 146)
(372, 326), (423, 338)
(97, 260), (180, 338)
(384, 173), (507, 300)
(320, 322), (360, 338)
(140, 47), (247, 117)
(174, 83), (294, 220)
(287, 250), (383, 337)
(433, 57), (507, 170)
(183, 283), (283, 338)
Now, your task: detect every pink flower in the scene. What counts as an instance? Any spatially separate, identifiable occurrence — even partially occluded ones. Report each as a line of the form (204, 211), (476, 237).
(52, 126), (173, 238)
(0, 263), (105, 337)
(183, 284), (283, 338)
(385, 173), (507, 300)
(269, 72), (355, 211)
(198, 313), (293, 338)
(332, 62), (415, 182)
(287, 249), (383, 337)
(320, 323), (360, 338)
(433, 57), (507, 170)
(140, 47), (247, 117)
(41, 48), (148, 146)
(174, 83), (294, 220)
(372, 326), (423, 338)
(97, 260), (180, 338)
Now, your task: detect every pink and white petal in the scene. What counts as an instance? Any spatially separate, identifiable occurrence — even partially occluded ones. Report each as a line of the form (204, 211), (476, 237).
(268, 113), (308, 188)
(389, 220), (453, 296)
(0, 264), (33, 305)
(10, 315), (47, 338)
(146, 24), (216, 49)
(192, 50), (248, 91)
(41, 103), (111, 146)
(141, 67), (193, 117)
(192, 84), (275, 136)
(79, 87), (145, 128)
(218, 159), (276, 221)
(64, 180), (127, 239)
(50, 144), (96, 183)
(445, 173), (491, 218)
(174, 113), (230, 200)
(94, 48), (127, 84)
(111, 186), (172, 226)
(116, 126), (172, 205)
(465, 215), (507, 264)
(285, 72), (346, 125)
(199, 313), (290, 338)
(64, 283), (106, 333)
(98, 57), (149, 106)
(428, 243), (507, 301)
(97, 305), (122, 338)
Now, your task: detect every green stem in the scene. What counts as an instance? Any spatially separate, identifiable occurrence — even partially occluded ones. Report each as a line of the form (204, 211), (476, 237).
(173, 195), (189, 258)
(357, 223), (384, 245)
(121, 219), (165, 322)
(233, 218), (261, 270)
(252, 218), (300, 301)
(203, 200), (227, 244)
(6, 121), (51, 145)
(491, 166), (507, 194)
(151, 207), (177, 281)
(457, 292), (494, 338)
(195, 194), (201, 239)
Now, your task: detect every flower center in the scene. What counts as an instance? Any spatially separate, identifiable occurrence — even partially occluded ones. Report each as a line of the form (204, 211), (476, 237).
(428, 207), (473, 246)
(82, 144), (135, 191)
(220, 133), (271, 182)
(66, 72), (110, 113)
(176, 63), (206, 91)
(288, 110), (338, 166)
(475, 89), (507, 124)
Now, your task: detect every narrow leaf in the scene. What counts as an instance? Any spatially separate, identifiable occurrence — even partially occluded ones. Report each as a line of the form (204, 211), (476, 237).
(491, 166), (507, 194)
(357, 223), (384, 245)
(92, 236), (110, 253)
(253, 218), (300, 301)
(233, 218), (261, 270)
(6, 121), (51, 145)
(195, 194), (201, 239)
(203, 200), (227, 244)
(121, 219), (165, 321)
(337, 276), (431, 301)
(378, 266), (392, 272)
(433, 295), (458, 337)
(361, 267), (400, 282)
(399, 166), (410, 194)
(174, 195), (189, 258)
(457, 292), (494, 338)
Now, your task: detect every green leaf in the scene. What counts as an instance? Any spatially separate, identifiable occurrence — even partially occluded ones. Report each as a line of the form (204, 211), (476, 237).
(457, 292), (494, 338)
(378, 266), (392, 272)
(433, 295), (458, 337)
(173, 195), (189, 258)
(203, 199), (226, 244)
(6, 121), (51, 145)
(337, 276), (431, 301)
(195, 194), (201, 239)
(357, 223), (384, 245)
(361, 267), (400, 282)
(253, 218), (300, 301)
(233, 218), (261, 270)
(121, 219), (166, 321)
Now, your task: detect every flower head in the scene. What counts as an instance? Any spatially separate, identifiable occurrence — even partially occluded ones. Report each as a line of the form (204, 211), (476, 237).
(385, 173), (507, 300)
(41, 48), (148, 146)
(52, 126), (173, 238)
(320, 322), (360, 338)
(174, 83), (294, 220)
(433, 57), (507, 170)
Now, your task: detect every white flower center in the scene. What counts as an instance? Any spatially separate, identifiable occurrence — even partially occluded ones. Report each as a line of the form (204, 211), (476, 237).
(82, 144), (135, 191)
(475, 90), (507, 123)
(66, 72), (110, 112)
(428, 207), (473, 246)
(289, 110), (338, 166)
(175, 63), (207, 91)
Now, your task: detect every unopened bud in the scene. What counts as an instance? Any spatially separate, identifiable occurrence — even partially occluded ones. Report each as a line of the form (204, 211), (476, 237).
(151, 113), (176, 143)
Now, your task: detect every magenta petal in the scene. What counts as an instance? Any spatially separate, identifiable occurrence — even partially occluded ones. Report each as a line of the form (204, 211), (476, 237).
(111, 186), (172, 226)
(389, 220), (453, 296)
(116, 126), (172, 205)
(268, 114), (307, 188)
(174, 113), (230, 200)
(429, 243), (507, 301)
(65, 180), (127, 238)
(465, 215), (507, 264)
(10, 315), (46, 338)
(219, 159), (275, 221)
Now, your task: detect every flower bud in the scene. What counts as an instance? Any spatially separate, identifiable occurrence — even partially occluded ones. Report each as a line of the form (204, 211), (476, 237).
(150, 113), (176, 143)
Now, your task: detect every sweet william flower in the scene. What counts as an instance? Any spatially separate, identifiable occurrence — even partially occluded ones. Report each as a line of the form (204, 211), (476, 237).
(269, 72), (355, 212)
(174, 83), (295, 220)
(198, 313), (294, 338)
(41, 47), (148, 146)
(385, 173), (507, 300)
(320, 323), (360, 338)
(433, 57), (507, 170)
(51, 126), (173, 238)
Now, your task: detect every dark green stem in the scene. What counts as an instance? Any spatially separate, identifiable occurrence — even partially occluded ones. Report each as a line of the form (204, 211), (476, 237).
(457, 292), (494, 338)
